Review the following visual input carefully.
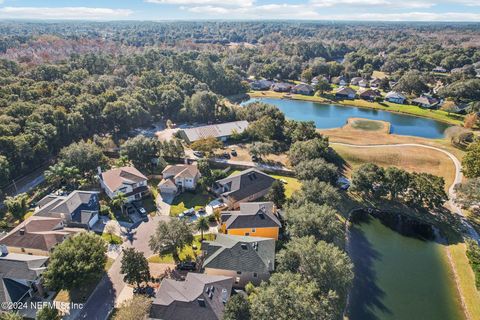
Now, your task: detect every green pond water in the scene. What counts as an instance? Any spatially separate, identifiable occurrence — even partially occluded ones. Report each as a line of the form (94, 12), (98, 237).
(347, 216), (465, 320)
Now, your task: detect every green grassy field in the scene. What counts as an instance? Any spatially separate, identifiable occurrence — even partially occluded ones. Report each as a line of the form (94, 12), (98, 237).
(148, 234), (216, 263)
(169, 191), (213, 216)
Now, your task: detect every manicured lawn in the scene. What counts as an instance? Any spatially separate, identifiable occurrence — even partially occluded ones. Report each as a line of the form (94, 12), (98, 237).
(169, 191), (213, 216)
(105, 257), (115, 271)
(148, 233), (216, 263)
(229, 170), (301, 198)
(102, 233), (122, 245)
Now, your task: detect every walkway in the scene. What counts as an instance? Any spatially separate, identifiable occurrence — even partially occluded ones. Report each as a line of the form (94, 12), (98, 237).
(332, 142), (480, 243)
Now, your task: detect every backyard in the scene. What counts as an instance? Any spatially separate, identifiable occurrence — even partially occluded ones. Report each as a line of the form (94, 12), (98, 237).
(169, 191), (213, 216)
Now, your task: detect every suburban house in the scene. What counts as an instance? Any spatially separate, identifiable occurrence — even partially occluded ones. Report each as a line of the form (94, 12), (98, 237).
(271, 82), (292, 92)
(369, 78), (381, 88)
(250, 80), (273, 91)
(311, 76), (328, 85)
(220, 202), (281, 240)
(412, 96), (439, 109)
(201, 234), (275, 288)
(358, 79), (369, 88)
(358, 88), (381, 101)
(331, 76), (347, 86)
(34, 190), (100, 229)
(350, 77), (363, 86)
(335, 86), (356, 100)
(158, 164), (201, 196)
(291, 83), (314, 95)
(213, 168), (276, 209)
(98, 166), (149, 202)
(385, 91), (407, 104)
(440, 100), (465, 114)
(0, 216), (80, 256)
(150, 273), (233, 320)
(0, 252), (49, 313)
(180, 121), (249, 144)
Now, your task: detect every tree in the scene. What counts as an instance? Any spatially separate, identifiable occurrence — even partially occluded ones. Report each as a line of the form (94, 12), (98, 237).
(294, 158), (338, 184)
(455, 177), (480, 210)
(43, 233), (107, 291)
(196, 216), (210, 241)
(351, 163), (386, 198)
(292, 179), (340, 207)
(247, 116), (278, 142)
(224, 294), (251, 320)
(3, 193), (28, 220)
(284, 203), (343, 245)
(463, 141), (480, 178)
(44, 162), (81, 189)
(0, 313), (23, 320)
(36, 306), (60, 320)
(249, 142), (274, 159)
(288, 137), (330, 166)
(0, 155), (10, 183)
(266, 180), (286, 208)
(406, 172), (447, 209)
(284, 120), (318, 144)
(121, 248), (151, 288)
(149, 220), (194, 261)
(249, 272), (337, 320)
(276, 236), (353, 318)
(120, 135), (157, 168)
(384, 166), (410, 199)
(393, 70), (429, 95)
(112, 192), (128, 216)
(314, 79), (332, 95)
(113, 295), (152, 320)
(104, 222), (117, 243)
(190, 137), (223, 156)
(58, 140), (104, 173)
(301, 68), (313, 83)
(440, 100), (459, 115)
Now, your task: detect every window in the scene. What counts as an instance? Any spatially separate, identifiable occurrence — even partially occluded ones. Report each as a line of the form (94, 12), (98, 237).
(253, 273), (258, 278)
(236, 271), (242, 275)
(251, 228), (256, 233)
(245, 232), (250, 236)
(235, 277), (240, 284)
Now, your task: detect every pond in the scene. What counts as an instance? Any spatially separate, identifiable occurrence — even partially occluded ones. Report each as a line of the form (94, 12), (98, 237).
(243, 98), (450, 139)
(347, 213), (465, 320)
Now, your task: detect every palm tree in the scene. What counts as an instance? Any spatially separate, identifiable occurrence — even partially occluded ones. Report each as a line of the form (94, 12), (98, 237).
(196, 216), (210, 241)
(112, 192), (128, 216)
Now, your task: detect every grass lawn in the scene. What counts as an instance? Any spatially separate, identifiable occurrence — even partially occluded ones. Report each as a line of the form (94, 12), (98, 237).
(148, 233), (216, 264)
(448, 243), (480, 320)
(229, 170), (301, 198)
(248, 91), (464, 125)
(102, 233), (122, 245)
(105, 257), (115, 271)
(169, 191), (213, 216)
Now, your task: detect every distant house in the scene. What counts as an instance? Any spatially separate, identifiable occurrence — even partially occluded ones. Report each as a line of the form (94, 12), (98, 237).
(180, 121), (249, 144)
(358, 89), (381, 101)
(34, 190), (100, 230)
(311, 76), (329, 86)
(201, 234), (275, 288)
(250, 80), (273, 91)
(350, 77), (363, 86)
(433, 66), (448, 73)
(213, 169), (276, 209)
(158, 164), (201, 195)
(291, 83), (314, 95)
(385, 91), (407, 104)
(150, 273), (233, 320)
(271, 82), (292, 92)
(99, 166), (149, 202)
(369, 78), (381, 88)
(331, 76), (347, 86)
(0, 216), (80, 256)
(335, 86), (356, 100)
(0, 252), (49, 311)
(412, 96), (439, 109)
(440, 100), (466, 114)
(220, 202), (281, 240)
(358, 79), (369, 88)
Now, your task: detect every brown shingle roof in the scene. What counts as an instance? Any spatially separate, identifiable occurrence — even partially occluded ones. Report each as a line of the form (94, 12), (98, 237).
(100, 166), (147, 192)
(162, 164), (200, 180)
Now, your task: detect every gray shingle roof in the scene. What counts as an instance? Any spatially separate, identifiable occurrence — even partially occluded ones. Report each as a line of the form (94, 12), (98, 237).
(150, 273), (233, 320)
(181, 121), (249, 143)
(202, 234), (275, 273)
(221, 202), (281, 230)
(215, 169), (276, 202)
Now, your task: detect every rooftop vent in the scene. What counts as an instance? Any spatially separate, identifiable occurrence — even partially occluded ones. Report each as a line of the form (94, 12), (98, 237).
(241, 243), (248, 250)
(19, 228), (25, 236)
(197, 298), (206, 307)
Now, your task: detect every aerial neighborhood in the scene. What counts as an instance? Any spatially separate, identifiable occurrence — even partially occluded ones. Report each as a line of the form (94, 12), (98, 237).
(1, 19), (480, 320)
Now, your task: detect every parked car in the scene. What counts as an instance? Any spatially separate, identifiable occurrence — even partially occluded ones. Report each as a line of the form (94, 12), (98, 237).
(231, 149), (237, 156)
(222, 152), (231, 159)
(176, 261), (197, 271)
(193, 151), (204, 158)
(133, 286), (155, 297)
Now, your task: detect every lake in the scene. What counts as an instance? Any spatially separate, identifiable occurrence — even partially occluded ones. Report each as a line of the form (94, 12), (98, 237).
(347, 214), (465, 320)
(243, 98), (450, 139)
